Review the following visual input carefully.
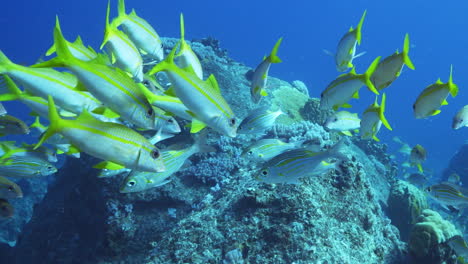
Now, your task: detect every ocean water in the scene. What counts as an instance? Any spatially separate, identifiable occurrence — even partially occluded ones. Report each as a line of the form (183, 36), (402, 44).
(1, 0), (468, 263)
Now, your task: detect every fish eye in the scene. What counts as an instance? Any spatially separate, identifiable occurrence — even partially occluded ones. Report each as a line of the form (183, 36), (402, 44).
(334, 118), (338, 122)
(147, 108), (154, 117)
(7, 186), (13, 191)
(150, 149), (160, 159)
(412, 104), (416, 109)
(261, 170), (268, 176)
(168, 119), (174, 123)
(127, 180), (136, 187)
(47, 166), (53, 170)
(229, 118), (236, 126)
(320, 93), (324, 98)
(247, 151), (253, 155)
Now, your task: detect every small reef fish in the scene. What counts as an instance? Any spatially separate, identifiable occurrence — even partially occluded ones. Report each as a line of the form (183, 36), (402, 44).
(370, 33), (415, 91)
(0, 103), (6, 116)
(360, 93), (392, 141)
(0, 51), (102, 116)
(243, 139), (304, 162)
(447, 235), (468, 260)
(97, 168), (131, 178)
(324, 111), (360, 136)
(0, 155), (57, 178)
(398, 144), (412, 156)
(413, 66), (458, 119)
(0, 75), (53, 118)
(101, 1), (143, 82)
(425, 183), (468, 209)
(453, 105), (468, 130)
(410, 144), (426, 172)
(113, 0), (164, 62)
(0, 115), (30, 136)
(405, 173), (428, 188)
(149, 44), (237, 137)
(175, 13), (203, 79)
(0, 141), (57, 163)
(0, 199), (13, 218)
(238, 107), (284, 134)
(120, 134), (213, 193)
(34, 18), (156, 130)
(46, 35), (97, 61)
(320, 56), (381, 111)
(250, 38), (283, 103)
(332, 10), (367, 72)
(36, 96), (165, 173)
(0, 176), (23, 199)
(139, 85), (192, 121)
(448, 173), (462, 185)
(255, 140), (346, 184)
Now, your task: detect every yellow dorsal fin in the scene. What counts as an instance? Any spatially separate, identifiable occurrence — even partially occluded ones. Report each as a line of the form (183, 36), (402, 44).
(190, 119), (206, 133)
(206, 74), (220, 93)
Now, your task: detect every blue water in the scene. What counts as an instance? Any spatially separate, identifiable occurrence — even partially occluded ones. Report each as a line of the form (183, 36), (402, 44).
(2, 0), (467, 177)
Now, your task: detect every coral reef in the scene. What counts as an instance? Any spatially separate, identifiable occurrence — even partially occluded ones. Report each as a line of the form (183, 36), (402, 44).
(408, 209), (461, 264)
(387, 180), (428, 241)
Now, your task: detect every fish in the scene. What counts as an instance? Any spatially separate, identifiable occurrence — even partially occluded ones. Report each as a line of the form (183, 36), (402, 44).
(139, 85), (192, 121)
(0, 176), (23, 199)
(120, 133), (214, 193)
(448, 173), (461, 185)
(36, 96), (165, 173)
(0, 199), (13, 218)
(360, 93), (392, 141)
(0, 155), (57, 178)
(101, 1), (143, 82)
(255, 140), (346, 184)
(447, 235), (468, 260)
(97, 168), (131, 178)
(153, 107), (181, 134)
(425, 182), (468, 209)
(238, 107), (284, 134)
(113, 0), (164, 62)
(320, 56), (381, 111)
(398, 144), (412, 156)
(175, 13), (203, 79)
(332, 10), (367, 72)
(0, 75), (55, 118)
(0, 103), (6, 116)
(413, 65), (458, 119)
(149, 44), (237, 137)
(453, 105), (468, 130)
(0, 52), (102, 116)
(410, 144), (426, 172)
(0, 141), (57, 163)
(0, 115), (30, 136)
(33, 17), (156, 130)
(243, 139), (304, 162)
(324, 111), (360, 136)
(46, 35), (98, 61)
(250, 38), (282, 103)
(370, 33), (415, 91)
(405, 173), (428, 188)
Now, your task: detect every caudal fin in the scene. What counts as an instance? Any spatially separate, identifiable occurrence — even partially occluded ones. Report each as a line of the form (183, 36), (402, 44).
(0, 50), (15, 74)
(355, 10), (367, 45)
(148, 42), (179, 75)
(35, 96), (63, 149)
(447, 65), (458, 97)
(379, 93), (392, 131)
(363, 56), (381, 95)
(402, 33), (415, 70)
(269, 37), (283, 63)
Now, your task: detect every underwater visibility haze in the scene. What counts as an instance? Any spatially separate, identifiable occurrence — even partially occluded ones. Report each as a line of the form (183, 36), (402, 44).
(1, 0), (468, 263)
